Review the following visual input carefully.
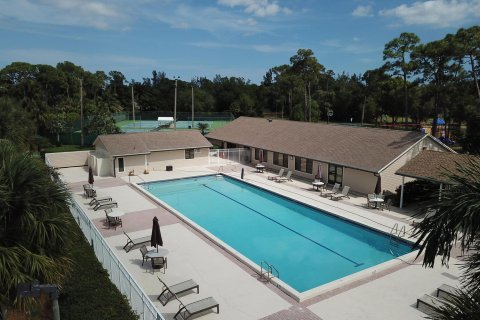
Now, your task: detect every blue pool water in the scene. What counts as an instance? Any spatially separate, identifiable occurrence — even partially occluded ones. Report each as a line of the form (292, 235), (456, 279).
(142, 175), (413, 292)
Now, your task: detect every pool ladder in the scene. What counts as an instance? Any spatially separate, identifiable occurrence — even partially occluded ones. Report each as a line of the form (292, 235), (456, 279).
(260, 260), (279, 282)
(389, 223), (406, 255)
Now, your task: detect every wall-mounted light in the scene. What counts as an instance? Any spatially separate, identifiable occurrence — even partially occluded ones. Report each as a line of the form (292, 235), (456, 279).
(289, 155), (294, 160)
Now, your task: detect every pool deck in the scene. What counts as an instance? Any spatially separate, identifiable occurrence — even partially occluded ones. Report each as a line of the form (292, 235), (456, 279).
(60, 164), (463, 320)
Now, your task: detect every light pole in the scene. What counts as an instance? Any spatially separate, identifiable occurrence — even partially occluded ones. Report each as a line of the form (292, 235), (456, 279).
(131, 85), (135, 127)
(191, 86), (194, 129)
(79, 78), (83, 146)
(173, 76), (180, 130)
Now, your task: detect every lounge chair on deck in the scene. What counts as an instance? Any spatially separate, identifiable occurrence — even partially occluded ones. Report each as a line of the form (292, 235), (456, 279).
(174, 296), (219, 320)
(331, 186), (350, 200)
(436, 284), (460, 301)
(322, 183), (340, 197)
(275, 171), (292, 182)
(89, 196), (113, 206)
(123, 231), (151, 252)
(157, 277), (199, 306)
(416, 294), (444, 316)
(267, 168), (285, 181)
(93, 200), (118, 211)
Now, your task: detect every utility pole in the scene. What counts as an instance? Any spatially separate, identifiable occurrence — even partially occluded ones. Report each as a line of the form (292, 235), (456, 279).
(131, 86), (135, 127)
(80, 79), (83, 147)
(191, 86), (194, 129)
(173, 77), (179, 130)
(361, 96), (366, 126)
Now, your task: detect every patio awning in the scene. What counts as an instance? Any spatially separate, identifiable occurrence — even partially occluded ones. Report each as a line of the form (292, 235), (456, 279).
(395, 150), (473, 208)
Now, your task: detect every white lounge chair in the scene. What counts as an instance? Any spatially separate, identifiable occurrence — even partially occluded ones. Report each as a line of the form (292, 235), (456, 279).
(331, 186), (350, 200)
(174, 296), (219, 320)
(157, 277), (199, 306)
(322, 183), (340, 197)
(123, 231), (151, 252)
(416, 294), (444, 316)
(93, 200), (118, 211)
(276, 171), (292, 182)
(89, 196), (113, 206)
(436, 284), (460, 301)
(268, 168), (285, 181)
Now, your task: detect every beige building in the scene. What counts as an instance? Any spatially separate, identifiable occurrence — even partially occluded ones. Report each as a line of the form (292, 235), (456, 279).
(91, 131), (212, 177)
(207, 117), (453, 194)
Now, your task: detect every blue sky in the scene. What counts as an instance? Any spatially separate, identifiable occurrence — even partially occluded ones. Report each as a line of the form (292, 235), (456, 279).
(0, 0), (479, 84)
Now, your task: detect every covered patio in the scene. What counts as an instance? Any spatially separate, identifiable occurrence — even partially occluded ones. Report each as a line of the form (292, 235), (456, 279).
(395, 150), (474, 208)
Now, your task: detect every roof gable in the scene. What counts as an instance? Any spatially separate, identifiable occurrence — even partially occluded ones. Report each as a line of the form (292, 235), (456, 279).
(396, 150), (474, 183)
(94, 131), (212, 156)
(207, 117), (431, 172)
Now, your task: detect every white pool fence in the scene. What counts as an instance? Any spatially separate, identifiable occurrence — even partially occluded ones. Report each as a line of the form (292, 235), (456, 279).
(69, 199), (164, 320)
(208, 148), (250, 165)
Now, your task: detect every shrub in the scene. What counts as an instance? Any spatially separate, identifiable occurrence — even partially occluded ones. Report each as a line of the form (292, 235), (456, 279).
(59, 222), (139, 320)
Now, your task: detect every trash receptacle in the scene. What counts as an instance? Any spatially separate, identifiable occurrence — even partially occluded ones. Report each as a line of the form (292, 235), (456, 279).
(166, 165), (173, 171)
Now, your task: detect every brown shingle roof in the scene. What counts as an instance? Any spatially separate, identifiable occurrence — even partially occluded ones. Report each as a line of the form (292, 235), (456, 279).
(206, 116), (434, 172)
(94, 131), (212, 156)
(396, 150), (472, 183)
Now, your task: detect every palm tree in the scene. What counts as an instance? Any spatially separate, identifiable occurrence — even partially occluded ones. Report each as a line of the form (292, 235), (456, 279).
(0, 140), (76, 317)
(197, 122), (209, 135)
(413, 157), (480, 319)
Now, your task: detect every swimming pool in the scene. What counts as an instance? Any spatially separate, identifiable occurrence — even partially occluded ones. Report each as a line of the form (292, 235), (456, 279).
(141, 175), (413, 294)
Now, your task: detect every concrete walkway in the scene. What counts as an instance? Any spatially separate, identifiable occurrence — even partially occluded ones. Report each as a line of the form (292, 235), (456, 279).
(60, 164), (463, 320)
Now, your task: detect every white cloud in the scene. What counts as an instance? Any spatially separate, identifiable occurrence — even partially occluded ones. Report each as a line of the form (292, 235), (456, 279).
(188, 41), (296, 53)
(217, 0), (290, 17)
(379, 0), (480, 28)
(320, 39), (379, 54)
(152, 5), (265, 34)
(0, 0), (129, 30)
(352, 5), (373, 17)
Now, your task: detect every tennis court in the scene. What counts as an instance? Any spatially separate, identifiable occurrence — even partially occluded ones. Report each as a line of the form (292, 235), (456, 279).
(116, 120), (230, 133)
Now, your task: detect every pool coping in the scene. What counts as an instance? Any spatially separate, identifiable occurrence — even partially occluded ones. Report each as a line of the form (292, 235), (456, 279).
(131, 173), (420, 302)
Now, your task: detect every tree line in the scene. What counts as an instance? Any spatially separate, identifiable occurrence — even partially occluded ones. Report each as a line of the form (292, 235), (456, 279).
(0, 26), (479, 152)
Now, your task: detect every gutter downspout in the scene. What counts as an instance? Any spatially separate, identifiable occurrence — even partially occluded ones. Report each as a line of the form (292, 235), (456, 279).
(113, 157), (116, 178)
(400, 176), (405, 208)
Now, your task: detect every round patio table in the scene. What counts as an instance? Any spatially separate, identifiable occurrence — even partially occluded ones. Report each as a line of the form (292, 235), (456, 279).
(371, 198), (384, 209)
(107, 210), (125, 218)
(312, 181), (325, 191)
(145, 248), (169, 259)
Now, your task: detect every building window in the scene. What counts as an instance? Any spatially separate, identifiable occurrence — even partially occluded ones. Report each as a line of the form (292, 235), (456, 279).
(282, 154), (289, 168)
(306, 159), (313, 174)
(295, 157), (301, 171)
(185, 149), (195, 159)
(255, 149), (259, 160)
(295, 157), (313, 173)
(328, 164), (343, 185)
(273, 152), (280, 165)
(118, 158), (125, 172)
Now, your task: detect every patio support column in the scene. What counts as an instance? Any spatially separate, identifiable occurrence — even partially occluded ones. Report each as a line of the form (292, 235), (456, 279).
(400, 176), (405, 208)
(144, 154), (148, 171)
(439, 183), (443, 201)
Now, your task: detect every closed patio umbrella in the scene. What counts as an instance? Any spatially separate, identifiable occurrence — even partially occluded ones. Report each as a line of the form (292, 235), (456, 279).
(374, 175), (382, 195)
(88, 167), (94, 186)
(151, 216), (163, 252)
(315, 164), (322, 181)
